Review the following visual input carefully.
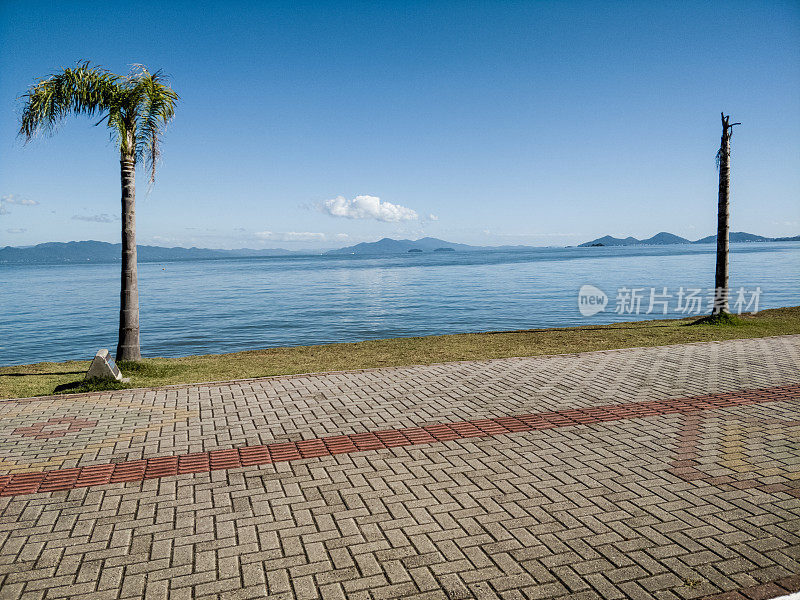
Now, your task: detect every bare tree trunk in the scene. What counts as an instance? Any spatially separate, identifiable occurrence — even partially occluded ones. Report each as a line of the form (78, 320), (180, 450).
(116, 153), (141, 361)
(713, 113), (737, 315)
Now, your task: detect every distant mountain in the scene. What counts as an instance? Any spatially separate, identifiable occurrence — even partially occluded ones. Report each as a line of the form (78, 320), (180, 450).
(641, 232), (691, 245)
(6, 232), (797, 264)
(326, 237), (479, 255)
(692, 232), (772, 244)
(579, 235), (641, 247)
(0, 241), (299, 264)
(579, 231), (796, 247)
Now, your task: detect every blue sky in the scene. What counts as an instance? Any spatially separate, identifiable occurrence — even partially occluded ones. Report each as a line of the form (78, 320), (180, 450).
(1, 0), (798, 250)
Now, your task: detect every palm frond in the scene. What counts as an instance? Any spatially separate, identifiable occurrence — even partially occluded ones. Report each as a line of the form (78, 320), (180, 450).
(19, 61), (178, 184)
(130, 67), (179, 184)
(19, 61), (120, 141)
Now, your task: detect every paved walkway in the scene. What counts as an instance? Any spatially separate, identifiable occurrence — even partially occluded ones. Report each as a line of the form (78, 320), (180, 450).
(0, 336), (798, 599)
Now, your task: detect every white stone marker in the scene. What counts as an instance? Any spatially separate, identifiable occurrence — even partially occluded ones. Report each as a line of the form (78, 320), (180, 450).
(85, 349), (129, 382)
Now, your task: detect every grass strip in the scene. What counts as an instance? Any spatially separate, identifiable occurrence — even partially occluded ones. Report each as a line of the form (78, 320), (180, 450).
(2, 305), (798, 400)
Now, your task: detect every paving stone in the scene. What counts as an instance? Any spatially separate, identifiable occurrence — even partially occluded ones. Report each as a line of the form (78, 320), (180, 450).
(0, 336), (797, 599)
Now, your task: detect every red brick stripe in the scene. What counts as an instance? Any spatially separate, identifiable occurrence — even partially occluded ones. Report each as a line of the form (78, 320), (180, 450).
(700, 574), (800, 599)
(1, 383), (797, 498)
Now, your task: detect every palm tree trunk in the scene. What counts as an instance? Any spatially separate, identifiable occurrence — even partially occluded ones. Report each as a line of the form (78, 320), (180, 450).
(713, 114), (732, 315)
(116, 154), (141, 361)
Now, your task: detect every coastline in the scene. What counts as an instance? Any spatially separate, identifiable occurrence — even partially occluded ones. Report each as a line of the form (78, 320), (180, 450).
(2, 305), (799, 400)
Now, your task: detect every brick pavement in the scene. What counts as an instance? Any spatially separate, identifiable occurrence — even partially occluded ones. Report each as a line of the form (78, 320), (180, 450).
(0, 335), (798, 599)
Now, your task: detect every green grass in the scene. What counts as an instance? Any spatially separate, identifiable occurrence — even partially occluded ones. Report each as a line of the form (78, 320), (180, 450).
(690, 312), (746, 326)
(2, 305), (798, 400)
(51, 379), (134, 395)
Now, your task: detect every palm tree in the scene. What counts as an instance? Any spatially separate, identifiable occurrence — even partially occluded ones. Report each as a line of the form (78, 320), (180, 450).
(19, 62), (178, 361)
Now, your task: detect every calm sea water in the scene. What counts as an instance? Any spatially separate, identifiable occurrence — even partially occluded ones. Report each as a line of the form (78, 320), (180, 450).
(1, 243), (798, 367)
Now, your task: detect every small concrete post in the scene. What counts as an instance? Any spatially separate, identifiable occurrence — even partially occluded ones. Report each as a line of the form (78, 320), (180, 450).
(85, 349), (129, 382)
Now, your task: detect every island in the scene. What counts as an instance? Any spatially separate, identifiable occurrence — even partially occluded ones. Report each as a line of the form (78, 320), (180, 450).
(578, 231), (798, 247)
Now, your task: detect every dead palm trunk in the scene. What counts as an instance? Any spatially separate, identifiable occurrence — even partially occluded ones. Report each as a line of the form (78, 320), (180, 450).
(713, 113), (739, 315)
(117, 152), (141, 361)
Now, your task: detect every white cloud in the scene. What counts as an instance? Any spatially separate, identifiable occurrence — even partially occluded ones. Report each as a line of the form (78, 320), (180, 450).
(334, 233), (350, 240)
(150, 235), (177, 245)
(2, 195), (39, 206)
(0, 194), (39, 216)
(256, 231), (327, 242)
(6, 228), (26, 234)
(427, 214), (439, 221)
(320, 195), (418, 222)
(485, 230), (576, 238)
(72, 213), (117, 223)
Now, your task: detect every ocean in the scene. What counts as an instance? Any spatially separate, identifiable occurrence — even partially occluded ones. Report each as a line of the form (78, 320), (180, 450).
(1, 242), (798, 367)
